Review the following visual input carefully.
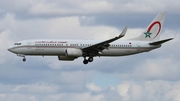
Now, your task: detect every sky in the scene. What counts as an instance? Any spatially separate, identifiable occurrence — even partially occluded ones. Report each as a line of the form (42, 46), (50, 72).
(0, 0), (180, 101)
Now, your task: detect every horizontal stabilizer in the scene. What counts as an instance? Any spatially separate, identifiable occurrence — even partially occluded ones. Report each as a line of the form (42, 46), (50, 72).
(149, 38), (173, 45)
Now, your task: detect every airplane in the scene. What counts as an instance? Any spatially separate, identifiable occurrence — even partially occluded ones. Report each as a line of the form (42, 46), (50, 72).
(8, 12), (173, 64)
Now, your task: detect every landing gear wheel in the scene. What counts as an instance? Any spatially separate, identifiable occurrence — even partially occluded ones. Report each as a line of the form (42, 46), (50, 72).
(83, 59), (88, 64)
(88, 57), (93, 62)
(23, 58), (26, 62)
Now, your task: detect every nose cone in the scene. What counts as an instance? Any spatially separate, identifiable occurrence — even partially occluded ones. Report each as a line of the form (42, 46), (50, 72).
(8, 47), (13, 52)
(7, 47), (16, 53)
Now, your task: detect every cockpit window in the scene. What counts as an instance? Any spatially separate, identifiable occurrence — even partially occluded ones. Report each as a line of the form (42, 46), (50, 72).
(14, 43), (21, 45)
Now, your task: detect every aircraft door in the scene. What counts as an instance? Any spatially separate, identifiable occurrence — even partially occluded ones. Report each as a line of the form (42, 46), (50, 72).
(26, 41), (33, 54)
(136, 42), (140, 51)
(27, 41), (32, 49)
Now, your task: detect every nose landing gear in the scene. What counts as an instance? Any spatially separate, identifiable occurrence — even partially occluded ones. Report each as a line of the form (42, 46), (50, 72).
(23, 57), (26, 62)
(17, 54), (26, 62)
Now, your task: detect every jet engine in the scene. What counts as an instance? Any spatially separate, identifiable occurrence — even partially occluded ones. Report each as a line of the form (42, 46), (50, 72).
(65, 48), (83, 57)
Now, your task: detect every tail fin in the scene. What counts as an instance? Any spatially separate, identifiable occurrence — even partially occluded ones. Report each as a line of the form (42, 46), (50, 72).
(132, 12), (166, 41)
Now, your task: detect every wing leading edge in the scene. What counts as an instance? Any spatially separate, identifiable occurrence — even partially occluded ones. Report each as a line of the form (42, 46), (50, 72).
(82, 26), (128, 56)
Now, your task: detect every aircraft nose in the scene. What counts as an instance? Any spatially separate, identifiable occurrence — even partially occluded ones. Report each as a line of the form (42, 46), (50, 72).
(7, 47), (15, 53)
(8, 48), (12, 52)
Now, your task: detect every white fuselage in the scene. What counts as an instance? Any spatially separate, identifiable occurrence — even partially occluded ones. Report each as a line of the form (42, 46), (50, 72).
(8, 39), (160, 57)
(7, 13), (171, 64)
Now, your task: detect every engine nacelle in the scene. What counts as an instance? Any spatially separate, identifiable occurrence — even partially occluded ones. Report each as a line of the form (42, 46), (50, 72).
(58, 56), (76, 61)
(65, 48), (83, 57)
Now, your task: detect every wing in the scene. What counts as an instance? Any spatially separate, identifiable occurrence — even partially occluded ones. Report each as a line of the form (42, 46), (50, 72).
(82, 26), (128, 56)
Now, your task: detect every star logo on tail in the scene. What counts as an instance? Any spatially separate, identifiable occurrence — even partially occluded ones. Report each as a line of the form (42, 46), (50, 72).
(144, 31), (152, 38)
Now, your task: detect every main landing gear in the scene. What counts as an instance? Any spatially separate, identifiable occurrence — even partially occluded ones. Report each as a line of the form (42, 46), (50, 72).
(83, 57), (93, 64)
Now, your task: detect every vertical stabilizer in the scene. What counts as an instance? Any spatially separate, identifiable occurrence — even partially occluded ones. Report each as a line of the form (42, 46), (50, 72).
(132, 12), (166, 41)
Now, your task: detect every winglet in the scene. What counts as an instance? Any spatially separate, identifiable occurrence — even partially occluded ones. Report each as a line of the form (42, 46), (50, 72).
(117, 26), (128, 38)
